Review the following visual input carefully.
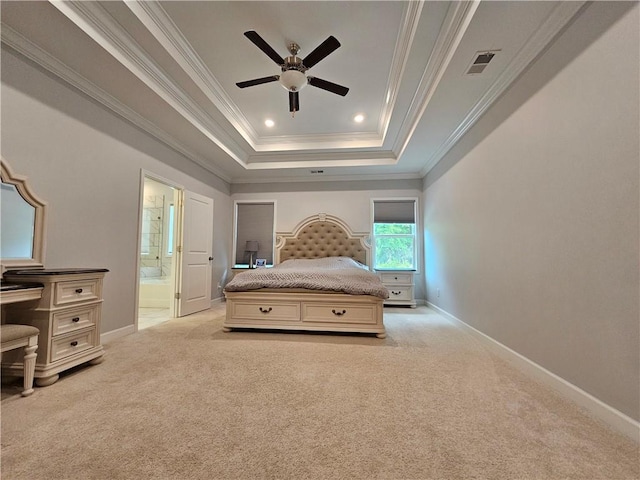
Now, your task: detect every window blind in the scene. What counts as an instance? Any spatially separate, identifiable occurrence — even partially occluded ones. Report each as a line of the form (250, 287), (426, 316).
(235, 203), (274, 264)
(373, 200), (416, 223)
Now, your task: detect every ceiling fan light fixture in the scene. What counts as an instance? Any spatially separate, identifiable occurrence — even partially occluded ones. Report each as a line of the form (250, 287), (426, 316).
(279, 69), (307, 92)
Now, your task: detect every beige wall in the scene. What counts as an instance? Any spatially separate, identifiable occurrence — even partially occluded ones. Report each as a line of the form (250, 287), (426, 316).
(423, 3), (639, 420)
(1, 46), (233, 334)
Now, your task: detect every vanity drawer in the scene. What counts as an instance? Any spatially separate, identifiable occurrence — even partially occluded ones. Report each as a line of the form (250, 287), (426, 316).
(301, 302), (377, 325)
(51, 328), (97, 362)
(379, 272), (413, 285)
(52, 305), (99, 336)
(228, 300), (300, 322)
(386, 286), (414, 302)
(54, 278), (100, 306)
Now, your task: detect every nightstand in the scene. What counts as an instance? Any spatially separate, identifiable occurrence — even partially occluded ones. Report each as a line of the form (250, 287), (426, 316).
(377, 270), (416, 307)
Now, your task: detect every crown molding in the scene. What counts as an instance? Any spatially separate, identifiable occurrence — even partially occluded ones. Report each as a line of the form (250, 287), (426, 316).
(419, 1), (586, 177)
(253, 131), (384, 152)
(125, 0), (423, 152)
(123, 1), (260, 147)
(1, 25), (233, 184)
(230, 171), (423, 185)
(49, 0), (250, 167)
(377, 0), (425, 141)
(393, 0), (481, 160)
(245, 150), (398, 170)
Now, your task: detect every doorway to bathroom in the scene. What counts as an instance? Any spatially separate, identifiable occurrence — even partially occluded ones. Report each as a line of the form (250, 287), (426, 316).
(138, 175), (181, 330)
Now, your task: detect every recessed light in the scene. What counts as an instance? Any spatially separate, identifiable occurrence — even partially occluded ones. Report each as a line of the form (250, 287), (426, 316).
(264, 119), (275, 127)
(353, 114), (365, 123)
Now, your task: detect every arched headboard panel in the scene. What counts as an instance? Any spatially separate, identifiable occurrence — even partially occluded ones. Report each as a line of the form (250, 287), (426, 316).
(275, 213), (370, 266)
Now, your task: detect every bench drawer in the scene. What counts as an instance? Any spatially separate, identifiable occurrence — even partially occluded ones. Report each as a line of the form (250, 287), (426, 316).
(301, 302), (377, 325)
(228, 300), (300, 322)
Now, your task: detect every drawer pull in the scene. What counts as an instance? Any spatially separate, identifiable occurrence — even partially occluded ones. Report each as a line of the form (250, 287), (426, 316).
(72, 317), (80, 323)
(70, 341), (79, 347)
(331, 309), (347, 316)
(259, 307), (272, 314)
(394, 277), (398, 280)
(391, 291), (402, 296)
(75, 288), (83, 294)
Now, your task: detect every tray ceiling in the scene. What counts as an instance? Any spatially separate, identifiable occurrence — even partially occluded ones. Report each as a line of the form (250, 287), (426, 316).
(0, 1), (585, 184)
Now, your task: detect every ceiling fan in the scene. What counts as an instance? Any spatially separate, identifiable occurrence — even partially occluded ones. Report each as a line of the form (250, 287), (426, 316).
(236, 30), (349, 116)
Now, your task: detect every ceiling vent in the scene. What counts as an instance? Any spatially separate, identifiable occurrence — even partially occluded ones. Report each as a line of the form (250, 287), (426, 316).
(466, 50), (500, 75)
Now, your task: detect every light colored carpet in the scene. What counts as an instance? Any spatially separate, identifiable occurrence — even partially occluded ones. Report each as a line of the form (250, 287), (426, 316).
(1, 305), (638, 479)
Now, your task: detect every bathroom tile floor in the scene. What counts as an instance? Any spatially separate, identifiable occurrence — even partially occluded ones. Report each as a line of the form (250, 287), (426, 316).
(138, 308), (172, 330)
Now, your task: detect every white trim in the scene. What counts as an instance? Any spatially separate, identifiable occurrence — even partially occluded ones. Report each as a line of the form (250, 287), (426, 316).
(230, 171), (423, 185)
(136, 171), (185, 328)
(210, 297), (224, 308)
(427, 302), (640, 443)
(419, 1), (586, 176)
(49, 0), (248, 168)
(245, 151), (397, 170)
(371, 197), (420, 274)
(125, 0), (423, 152)
(101, 324), (135, 344)
(394, 0), (480, 160)
(378, 0), (424, 142)
(0, 25), (232, 183)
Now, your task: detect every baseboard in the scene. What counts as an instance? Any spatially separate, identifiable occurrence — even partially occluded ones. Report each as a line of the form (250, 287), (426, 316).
(211, 296), (224, 307)
(101, 324), (135, 344)
(427, 302), (640, 443)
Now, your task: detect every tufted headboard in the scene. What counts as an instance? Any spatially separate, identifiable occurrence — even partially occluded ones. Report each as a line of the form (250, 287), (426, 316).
(275, 213), (370, 266)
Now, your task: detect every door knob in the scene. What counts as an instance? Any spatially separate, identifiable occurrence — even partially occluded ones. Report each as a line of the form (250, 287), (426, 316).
(209, 256), (213, 261)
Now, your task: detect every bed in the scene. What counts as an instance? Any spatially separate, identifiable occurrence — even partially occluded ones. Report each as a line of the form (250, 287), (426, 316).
(223, 213), (388, 338)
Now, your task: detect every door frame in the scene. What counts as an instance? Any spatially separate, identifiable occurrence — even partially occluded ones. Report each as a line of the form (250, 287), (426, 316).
(135, 169), (184, 332)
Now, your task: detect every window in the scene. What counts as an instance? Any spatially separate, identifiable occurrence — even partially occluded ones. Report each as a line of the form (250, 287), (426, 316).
(234, 201), (275, 267)
(372, 199), (417, 270)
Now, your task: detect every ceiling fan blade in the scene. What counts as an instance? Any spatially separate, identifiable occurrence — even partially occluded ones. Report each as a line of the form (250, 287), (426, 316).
(236, 75), (279, 88)
(308, 76), (349, 96)
(302, 36), (341, 69)
(289, 91), (300, 113)
(244, 31), (284, 65)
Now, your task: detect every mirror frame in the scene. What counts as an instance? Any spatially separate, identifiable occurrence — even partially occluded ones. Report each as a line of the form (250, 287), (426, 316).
(1, 157), (47, 271)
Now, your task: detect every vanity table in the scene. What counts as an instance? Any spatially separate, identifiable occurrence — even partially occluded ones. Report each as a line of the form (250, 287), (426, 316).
(1, 158), (108, 386)
(2, 269), (108, 386)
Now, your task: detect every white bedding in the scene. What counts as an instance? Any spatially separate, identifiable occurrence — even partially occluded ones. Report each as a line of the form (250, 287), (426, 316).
(224, 257), (389, 299)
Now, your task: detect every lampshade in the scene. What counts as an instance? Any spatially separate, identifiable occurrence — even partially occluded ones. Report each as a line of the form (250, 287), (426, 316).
(245, 240), (259, 253)
(279, 70), (307, 92)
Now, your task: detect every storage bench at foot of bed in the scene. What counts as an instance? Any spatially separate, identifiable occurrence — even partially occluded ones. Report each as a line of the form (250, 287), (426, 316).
(224, 291), (386, 338)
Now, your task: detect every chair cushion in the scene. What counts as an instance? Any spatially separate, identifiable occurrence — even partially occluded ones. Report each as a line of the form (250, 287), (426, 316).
(1, 324), (39, 343)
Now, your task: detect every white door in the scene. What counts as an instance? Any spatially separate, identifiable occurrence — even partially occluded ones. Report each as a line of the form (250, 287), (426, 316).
(178, 190), (214, 316)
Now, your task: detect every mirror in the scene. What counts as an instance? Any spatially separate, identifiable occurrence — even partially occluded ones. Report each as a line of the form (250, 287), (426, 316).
(0, 158), (47, 271)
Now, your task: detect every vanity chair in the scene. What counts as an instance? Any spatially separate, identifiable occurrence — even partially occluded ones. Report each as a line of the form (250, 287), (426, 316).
(1, 324), (39, 396)
(1, 158), (107, 388)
